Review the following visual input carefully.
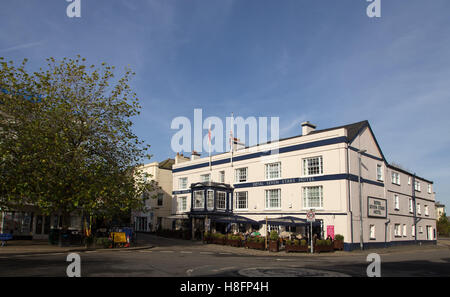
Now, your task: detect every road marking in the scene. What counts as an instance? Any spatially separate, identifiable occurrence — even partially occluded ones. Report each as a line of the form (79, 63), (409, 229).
(139, 250), (153, 253)
(85, 251), (97, 253)
(212, 266), (236, 272)
(219, 252), (231, 255)
(180, 251), (192, 254)
(159, 251), (174, 253)
(200, 252), (213, 255)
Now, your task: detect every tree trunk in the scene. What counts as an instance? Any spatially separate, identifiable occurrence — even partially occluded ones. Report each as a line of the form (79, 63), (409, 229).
(58, 212), (70, 247)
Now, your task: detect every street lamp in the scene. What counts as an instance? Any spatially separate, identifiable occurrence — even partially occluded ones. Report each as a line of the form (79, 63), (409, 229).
(358, 149), (367, 251)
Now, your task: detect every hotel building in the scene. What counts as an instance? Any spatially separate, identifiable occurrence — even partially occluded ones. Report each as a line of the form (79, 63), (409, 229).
(171, 120), (437, 250)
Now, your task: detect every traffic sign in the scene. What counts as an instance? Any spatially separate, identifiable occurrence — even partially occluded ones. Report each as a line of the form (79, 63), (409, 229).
(306, 210), (315, 222)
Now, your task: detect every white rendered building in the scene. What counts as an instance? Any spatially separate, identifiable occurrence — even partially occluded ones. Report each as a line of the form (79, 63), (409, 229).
(171, 120), (436, 250)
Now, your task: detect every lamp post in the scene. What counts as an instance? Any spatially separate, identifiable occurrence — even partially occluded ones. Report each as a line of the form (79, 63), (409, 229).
(358, 149), (367, 251)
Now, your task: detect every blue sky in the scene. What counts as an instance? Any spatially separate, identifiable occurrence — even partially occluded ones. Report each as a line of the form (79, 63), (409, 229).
(1, 0), (449, 208)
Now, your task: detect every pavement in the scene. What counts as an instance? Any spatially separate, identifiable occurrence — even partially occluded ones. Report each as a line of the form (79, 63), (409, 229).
(0, 238), (153, 256)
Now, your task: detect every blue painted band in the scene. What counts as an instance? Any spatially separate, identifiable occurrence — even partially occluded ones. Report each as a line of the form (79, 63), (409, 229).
(348, 146), (384, 161)
(233, 174), (384, 189)
(172, 136), (348, 173)
(171, 174), (384, 194)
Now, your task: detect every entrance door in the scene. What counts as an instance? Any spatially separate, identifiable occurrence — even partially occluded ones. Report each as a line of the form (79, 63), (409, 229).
(427, 226), (433, 240)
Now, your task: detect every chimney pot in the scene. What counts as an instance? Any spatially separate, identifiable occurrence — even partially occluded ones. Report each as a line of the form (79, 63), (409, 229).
(301, 121), (316, 135)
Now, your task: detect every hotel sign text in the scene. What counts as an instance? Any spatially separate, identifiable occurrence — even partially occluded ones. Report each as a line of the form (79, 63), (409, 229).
(367, 197), (387, 218)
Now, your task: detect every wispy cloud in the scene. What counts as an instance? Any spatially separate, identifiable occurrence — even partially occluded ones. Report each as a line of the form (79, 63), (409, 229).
(0, 41), (44, 53)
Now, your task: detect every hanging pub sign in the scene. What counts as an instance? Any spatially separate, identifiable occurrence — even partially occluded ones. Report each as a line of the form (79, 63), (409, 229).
(367, 197), (387, 218)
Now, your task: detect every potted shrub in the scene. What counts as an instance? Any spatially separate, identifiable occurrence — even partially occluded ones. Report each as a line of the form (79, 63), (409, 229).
(314, 239), (334, 253)
(245, 236), (266, 250)
(96, 237), (111, 249)
(203, 232), (212, 244)
(333, 234), (344, 250)
(285, 239), (309, 253)
(269, 230), (279, 252)
(212, 233), (226, 245)
(226, 234), (242, 247)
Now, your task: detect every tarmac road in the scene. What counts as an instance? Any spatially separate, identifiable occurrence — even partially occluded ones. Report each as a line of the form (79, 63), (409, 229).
(0, 234), (449, 277)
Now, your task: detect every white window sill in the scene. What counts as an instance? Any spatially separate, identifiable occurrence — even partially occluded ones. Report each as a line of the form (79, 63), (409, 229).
(302, 174), (324, 178)
(265, 177), (281, 181)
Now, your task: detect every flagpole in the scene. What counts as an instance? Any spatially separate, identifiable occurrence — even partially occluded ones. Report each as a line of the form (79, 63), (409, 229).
(230, 112), (234, 167)
(208, 120), (212, 172)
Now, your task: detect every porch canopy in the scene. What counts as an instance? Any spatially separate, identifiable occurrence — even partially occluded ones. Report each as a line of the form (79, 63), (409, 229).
(211, 215), (259, 225)
(259, 216), (321, 226)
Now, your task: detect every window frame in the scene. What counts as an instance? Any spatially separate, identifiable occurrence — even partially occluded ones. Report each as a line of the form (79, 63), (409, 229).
(302, 156), (323, 177)
(235, 191), (248, 210)
(193, 190), (205, 209)
(219, 171), (225, 183)
(265, 189), (281, 210)
(216, 191), (227, 210)
(265, 162), (281, 180)
(201, 174), (211, 183)
(391, 171), (400, 185)
(179, 177), (188, 190)
(370, 224), (376, 240)
(394, 195), (400, 211)
(206, 190), (214, 210)
(303, 186), (324, 209)
(157, 193), (163, 206)
(235, 167), (248, 183)
(376, 164), (383, 181)
(394, 224), (401, 237)
(178, 196), (187, 212)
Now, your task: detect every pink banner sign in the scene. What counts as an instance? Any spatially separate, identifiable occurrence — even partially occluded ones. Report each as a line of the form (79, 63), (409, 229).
(327, 225), (335, 240)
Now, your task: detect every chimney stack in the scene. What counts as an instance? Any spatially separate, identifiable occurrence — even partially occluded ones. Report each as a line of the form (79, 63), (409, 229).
(175, 152), (190, 164)
(301, 121), (316, 135)
(191, 150), (201, 161)
(232, 137), (245, 151)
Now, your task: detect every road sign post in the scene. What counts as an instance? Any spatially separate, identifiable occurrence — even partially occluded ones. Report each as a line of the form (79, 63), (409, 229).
(307, 209), (315, 254)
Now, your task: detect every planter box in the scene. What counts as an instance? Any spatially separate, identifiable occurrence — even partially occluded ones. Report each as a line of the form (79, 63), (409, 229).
(226, 239), (242, 247)
(245, 241), (266, 250)
(212, 237), (226, 245)
(314, 244), (334, 253)
(285, 244), (309, 253)
(269, 240), (279, 252)
(333, 240), (344, 250)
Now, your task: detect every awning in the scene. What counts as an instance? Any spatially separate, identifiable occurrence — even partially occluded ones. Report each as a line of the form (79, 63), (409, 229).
(211, 215), (260, 225)
(166, 214), (189, 220)
(259, 216), (321, 226)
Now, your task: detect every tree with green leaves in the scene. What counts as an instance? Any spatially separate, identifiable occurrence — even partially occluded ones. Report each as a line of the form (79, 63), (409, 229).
(0, 56), (154, 237)
(437, 213), (449, 237)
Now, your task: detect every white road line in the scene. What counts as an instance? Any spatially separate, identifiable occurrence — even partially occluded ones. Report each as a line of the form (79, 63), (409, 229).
(219, 252), (231, 255)
(139, 250), (153, 253)
(180, 251), (192, 254)
(159, 251), (174, 253)
(200, 252), (213, 255)
(212, 266), (237, 272)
